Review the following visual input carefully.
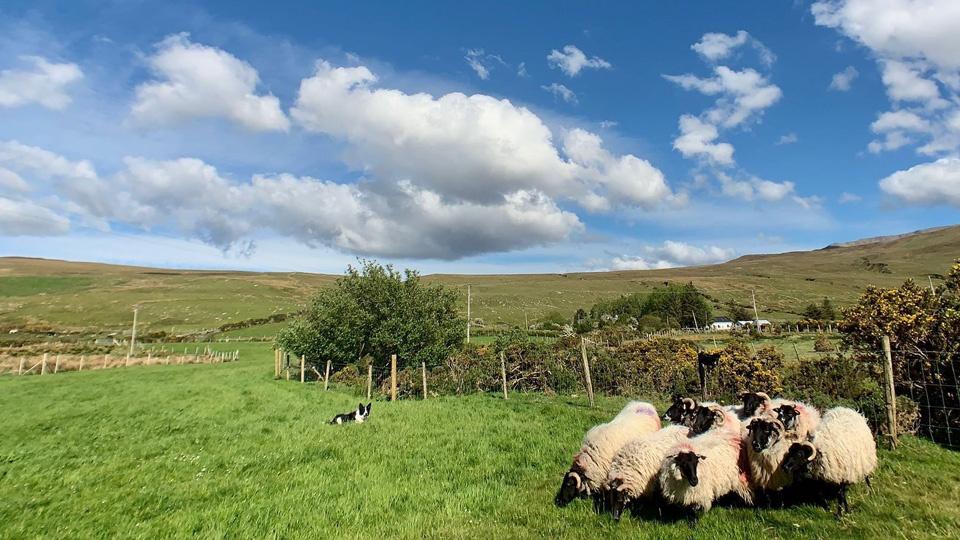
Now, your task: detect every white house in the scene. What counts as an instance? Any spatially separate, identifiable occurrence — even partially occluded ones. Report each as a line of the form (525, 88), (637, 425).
(737, 319), (772, 331)
(709, 317), (734, 331)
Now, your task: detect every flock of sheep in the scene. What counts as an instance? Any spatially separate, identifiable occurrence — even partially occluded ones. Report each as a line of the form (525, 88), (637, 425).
(554, 392), (877, 520)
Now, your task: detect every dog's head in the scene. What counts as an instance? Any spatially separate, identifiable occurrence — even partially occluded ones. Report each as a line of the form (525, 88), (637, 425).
(355, 402), (372, 422)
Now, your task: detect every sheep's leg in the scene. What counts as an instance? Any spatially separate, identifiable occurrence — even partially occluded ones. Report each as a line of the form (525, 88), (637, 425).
(835, 484), (849, 517)
(864, 475), (872, 491)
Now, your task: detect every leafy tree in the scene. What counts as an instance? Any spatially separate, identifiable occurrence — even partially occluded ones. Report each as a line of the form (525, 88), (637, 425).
(276, 260), (464, 371)
(539, 311), (569, 331)
(643, 283), (712, 329)
(803, 297), (837, 321)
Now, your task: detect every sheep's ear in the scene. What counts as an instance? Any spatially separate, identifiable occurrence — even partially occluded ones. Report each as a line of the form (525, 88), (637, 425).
(801, 442), (817, 461)
(739, 391), (751, 400)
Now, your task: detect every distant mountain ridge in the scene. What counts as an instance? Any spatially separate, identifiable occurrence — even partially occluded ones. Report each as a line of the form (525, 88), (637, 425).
(825, 225), (955, 249)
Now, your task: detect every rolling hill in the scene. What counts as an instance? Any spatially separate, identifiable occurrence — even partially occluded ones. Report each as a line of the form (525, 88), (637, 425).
(1, 224), (957, 335)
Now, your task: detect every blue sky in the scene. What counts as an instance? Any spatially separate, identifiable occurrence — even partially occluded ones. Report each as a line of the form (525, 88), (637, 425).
(0, 0), (957, 274)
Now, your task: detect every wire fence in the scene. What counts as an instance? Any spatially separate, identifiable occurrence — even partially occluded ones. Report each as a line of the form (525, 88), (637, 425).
(892, 348), (959, 449)
(1, 348), (240, 376)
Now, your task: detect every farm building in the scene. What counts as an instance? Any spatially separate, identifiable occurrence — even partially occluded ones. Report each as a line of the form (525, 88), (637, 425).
(737, 319), (772, 331)
(709, 317), (734, 330)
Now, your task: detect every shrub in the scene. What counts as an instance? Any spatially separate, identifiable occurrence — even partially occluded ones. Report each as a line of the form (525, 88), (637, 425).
(332, 365), (363, 387)
(813, 333), (834, 352)
(712, 342), (784, 399)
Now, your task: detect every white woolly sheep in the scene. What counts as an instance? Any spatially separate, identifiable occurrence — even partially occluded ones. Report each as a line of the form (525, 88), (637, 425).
(781, 407), (877, 515)
(745, 416), (796, 496)
(658, 428), (753, 515)
(555, 401), (661, 508)
(605, 425), (690, 520)
(772, 400), (822, 440)
(725, 391), (779, 422)
(688, 403), (741, 438)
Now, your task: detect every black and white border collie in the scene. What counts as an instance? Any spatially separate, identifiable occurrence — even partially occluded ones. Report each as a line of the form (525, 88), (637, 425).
(330, 403), (371, 425)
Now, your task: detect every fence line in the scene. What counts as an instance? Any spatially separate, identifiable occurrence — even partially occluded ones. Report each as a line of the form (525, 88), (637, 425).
(2, 348), (240, 377)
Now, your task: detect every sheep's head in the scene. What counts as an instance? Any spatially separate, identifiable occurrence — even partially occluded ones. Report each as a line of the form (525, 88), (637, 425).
(774, 404), (800, 431)
(607, 477), (630, 520)
(782, 441), (817, 478)
(747, 417), (785, 452)
(689, 405), (725, 435)
(740, 391), (770, 417)
(555, 470), (585, 507)
(664, 396), (697, 425)
(672, 451), (707, 487)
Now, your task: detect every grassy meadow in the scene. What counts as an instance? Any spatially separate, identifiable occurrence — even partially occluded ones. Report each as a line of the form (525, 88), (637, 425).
(1, 342), (959, 539)
(1, 225), (958, 336)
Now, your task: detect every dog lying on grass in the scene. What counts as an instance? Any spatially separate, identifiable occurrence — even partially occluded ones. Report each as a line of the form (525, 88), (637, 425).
(330, 403), (372, 425)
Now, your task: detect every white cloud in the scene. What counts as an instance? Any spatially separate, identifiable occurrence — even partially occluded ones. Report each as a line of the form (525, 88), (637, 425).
(546, 45), (611, 77)
(0, 167), (29, 192)
(599, 120), (618, 129)
(291, 59), (673, 212)
(718, 172), (797, 203)
(879, 157), (960, 207)
(131, 33), (289, 132)
(813, 1), (960, 157)
(516, 62), (528, 78)
(691, 30), (775, 67)
(0, 56), (82, 110)
(0, 197), (69, 235)
(464, 49), (506, 80)
(829, 66), (859, 91)
(673, 115), (735, 166)
(541, 82), (577, 104)
(776, 133), (799, 145)
(610, 241), (736, 270)
(665, 66), (782, 128)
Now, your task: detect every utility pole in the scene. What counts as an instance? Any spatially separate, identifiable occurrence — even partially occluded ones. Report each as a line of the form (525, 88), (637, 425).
(524, 309), (528, 331)
(691, 310), (699, 332)
(466, 285), (471, 343)
(929, 276), (937, 296)
(126, 307), (139, 364)
(751, 289), (761, 334)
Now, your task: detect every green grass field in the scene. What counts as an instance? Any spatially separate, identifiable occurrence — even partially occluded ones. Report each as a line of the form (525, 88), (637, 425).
(1, 342), (958, 538)
(1, 225), (958, 335)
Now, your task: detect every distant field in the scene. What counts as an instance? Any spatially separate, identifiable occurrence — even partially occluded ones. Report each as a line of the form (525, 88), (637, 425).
(1, 342), (957, 538)
(0, 224), (957, 334)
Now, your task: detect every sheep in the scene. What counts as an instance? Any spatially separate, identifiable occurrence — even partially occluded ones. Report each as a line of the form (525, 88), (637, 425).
(555, 401), (661, 509)
(605, 425), (690, 520)
(725, 391), (777, 421)
(688, 403), (741, 437)
(658, 428), (753, 516)
(772, 401), (822, 440)
(781, 407), (877, 516)
(744, 417), (796, 499)
(664, 395), (698, 426)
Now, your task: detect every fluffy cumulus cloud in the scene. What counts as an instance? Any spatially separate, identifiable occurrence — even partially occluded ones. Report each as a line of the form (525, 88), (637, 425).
(291, 59), (673, 213)
(541, 82), (577, 104)
(879, 157), (960, 207)
(0, 197), (70, 236)
(664, 66), (782, 128)
(609, 241), (736, 270)
(813, 0), (960, 158)
(131, 33), (289, 131)
(0, 56), (83, 110)
(673, 115), (735, 166)
(829, 66), (859, 91)
(691, 30), (775, 67)
(546, 45), (611, 77)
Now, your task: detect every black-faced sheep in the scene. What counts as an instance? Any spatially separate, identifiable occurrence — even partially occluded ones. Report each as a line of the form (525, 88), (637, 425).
(555, 401), (661, 508)
(688, 403), (741, 437)
(605, 425), (690, 520)
(772, 401), (822, 440)
(745, 417), (795, 496)
(781, 407), (877, 516)
(658, 428), (753, 515)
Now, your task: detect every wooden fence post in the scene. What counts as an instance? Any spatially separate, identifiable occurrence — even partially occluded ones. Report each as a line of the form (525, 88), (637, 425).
(274, 350), (279, 377)
(300, 355), (306, 383)
(79, 355), (85, 372)
(324, 360), (331, 391)
(390, 354), (397, 402)
(41, 354), (48, 376)
(793, 344), (802, 362)
(421, 362), (428, 399)
(18, 357), (25, 375)
(367, 364), (373, 401)
(103, 354), (108, 369)
(500, 351), (508, 400)
(580, 337), (595, 407)
(882, 336), (898, 449)
(54, 355), (61, 374)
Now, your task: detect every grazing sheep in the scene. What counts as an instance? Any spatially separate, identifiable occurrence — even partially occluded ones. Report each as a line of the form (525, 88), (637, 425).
(781, 407), (877, 516)
(555, 401), (661, 508)
(606, 425), (691, 520)
(772, 401), (822, 440)
(745, 417), (795, 495)
(664, 396), (698, 426)
(658, 428), (753, 515)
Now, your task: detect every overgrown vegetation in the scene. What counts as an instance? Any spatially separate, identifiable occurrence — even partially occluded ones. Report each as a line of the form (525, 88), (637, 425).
(276, 260), (464, 373)
(582, 283), (712, 331)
